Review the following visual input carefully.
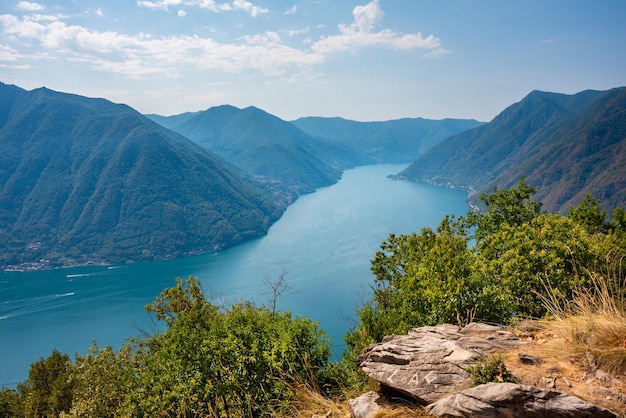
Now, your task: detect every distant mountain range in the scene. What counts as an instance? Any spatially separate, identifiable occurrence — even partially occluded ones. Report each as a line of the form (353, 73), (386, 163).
(148, 107), (480, 194)
(148, 106), (348, 196)
(291, 116), (483, 164)
(400, 87), (626, 213)
(0, 83), (282, 269)
(1, 80), (624, 269)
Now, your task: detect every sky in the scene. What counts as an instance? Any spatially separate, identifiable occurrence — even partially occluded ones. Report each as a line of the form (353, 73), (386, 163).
(0, 1), (624, 122)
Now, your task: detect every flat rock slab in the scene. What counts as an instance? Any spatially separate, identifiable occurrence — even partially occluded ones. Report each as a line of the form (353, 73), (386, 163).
(356, 323), (525, 404)
(425, 382), (617, 418)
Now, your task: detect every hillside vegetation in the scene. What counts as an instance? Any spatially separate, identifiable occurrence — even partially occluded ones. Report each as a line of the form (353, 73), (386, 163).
(149, 105), (349, 196)
(1, 181), (624, 417)
(400, 87), (626, 213)
(0, 83), (282, 269)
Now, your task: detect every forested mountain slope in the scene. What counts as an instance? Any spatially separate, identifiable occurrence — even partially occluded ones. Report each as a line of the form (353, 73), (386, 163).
(149, 106), (350, 195)
(291, 116), (484, 164)
(400, 87), (626, 212)
(0, 83), (282, 269)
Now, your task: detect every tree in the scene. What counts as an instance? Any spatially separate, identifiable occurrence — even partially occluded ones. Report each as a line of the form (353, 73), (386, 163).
(475, 213), (593, 319)
(0, 387), (21, 418)
(134, 276), (331, 416)
(262, 269), (293, 315)
(348, 216), (482, 355)
(346, 179), (617, 363)
(568, 193), (607, 234)
(18, 350), (74, 418)
(62, 343), (141, 417)
(610, 207), (626, 233)
(468, 178), (543, 244)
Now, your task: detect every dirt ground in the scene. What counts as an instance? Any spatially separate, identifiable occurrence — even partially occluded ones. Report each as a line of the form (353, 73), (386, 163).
(501, 322), (626, 417)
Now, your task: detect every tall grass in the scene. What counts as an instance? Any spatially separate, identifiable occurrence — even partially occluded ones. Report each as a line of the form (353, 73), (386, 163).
(542, 259), (626, 374)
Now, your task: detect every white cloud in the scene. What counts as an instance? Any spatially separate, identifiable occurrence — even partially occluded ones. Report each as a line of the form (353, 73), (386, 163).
(136, 1), (169, 11)
(353, 0), (382, 32)
(137, 0), (268, 17)
(96, 8), (104, 17)
(27, 13), (65, 22)
(0, 13), (321, 78)
(281, 27), (310, 37)
(0, 44), (20, 61)
(311, 0), (446, 56)
(236, 0), (267, 17)
(0, 0), (445, 80)
(284, 5), (297, 15)
(16, 1), (44, 11)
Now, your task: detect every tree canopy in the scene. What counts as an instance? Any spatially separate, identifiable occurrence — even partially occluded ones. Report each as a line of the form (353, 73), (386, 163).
(346, 180), (626, 357)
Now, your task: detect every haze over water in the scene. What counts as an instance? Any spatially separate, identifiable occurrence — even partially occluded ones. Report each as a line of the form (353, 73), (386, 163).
(0, 164), (468, 386)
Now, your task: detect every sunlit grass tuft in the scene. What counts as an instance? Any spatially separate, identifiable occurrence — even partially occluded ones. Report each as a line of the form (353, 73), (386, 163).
(542, 271), (626, 374)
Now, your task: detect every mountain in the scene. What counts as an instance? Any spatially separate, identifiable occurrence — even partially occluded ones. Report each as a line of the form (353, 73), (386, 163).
(400, 87), (626, 213)
(0, 83), (283, 269)
(148, 106), (349, 196)
(291, 116), (484, 164)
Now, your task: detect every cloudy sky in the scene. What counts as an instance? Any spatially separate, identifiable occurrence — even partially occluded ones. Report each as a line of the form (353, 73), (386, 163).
(0, 1), (624, 122)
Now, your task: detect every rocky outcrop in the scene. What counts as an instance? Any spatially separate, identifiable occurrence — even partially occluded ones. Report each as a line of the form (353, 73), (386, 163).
(356, 323), (525, 404)
(347, 392), (383, 418)
(424, 382), (617, 418)
(350, 323), (619, 418)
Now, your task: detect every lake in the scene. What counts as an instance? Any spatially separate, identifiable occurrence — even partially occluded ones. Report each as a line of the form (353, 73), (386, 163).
(0, 164), (468, 386)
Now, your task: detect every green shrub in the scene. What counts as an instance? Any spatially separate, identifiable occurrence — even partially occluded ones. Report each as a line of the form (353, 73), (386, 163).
(464, 354), (518, 385)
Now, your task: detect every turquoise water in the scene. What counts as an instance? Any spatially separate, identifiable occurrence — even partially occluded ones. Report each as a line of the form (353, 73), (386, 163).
(0, 164), (468, 386)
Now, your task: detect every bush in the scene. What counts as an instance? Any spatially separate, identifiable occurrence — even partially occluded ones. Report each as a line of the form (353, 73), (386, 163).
(465, 354), (518, 385)
(131, 277), (332, 416)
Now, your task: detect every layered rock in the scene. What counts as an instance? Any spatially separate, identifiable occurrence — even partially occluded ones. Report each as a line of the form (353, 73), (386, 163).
(350, 323), (618, 418)
(425, 382), (616, 418)
(356, 323), (525, 404)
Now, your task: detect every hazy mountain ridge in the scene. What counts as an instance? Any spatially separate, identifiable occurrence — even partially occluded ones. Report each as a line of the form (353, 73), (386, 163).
(148, 105), (350, 195)
(291, 116), (484, 164)
(0, 83), (282, 269)
(400, 87), (626, 212)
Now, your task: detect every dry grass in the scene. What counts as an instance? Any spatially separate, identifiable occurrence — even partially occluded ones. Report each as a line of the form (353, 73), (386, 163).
(542, 273), (626, 374)
(502, 323), (626, 417)
(286, 384), (351, 418)
(501, 273), (626, 416)
(286, 382), (432, 417)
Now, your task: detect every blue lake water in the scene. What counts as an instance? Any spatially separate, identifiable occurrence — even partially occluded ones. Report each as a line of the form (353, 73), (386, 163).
(0, 164), (468, 386)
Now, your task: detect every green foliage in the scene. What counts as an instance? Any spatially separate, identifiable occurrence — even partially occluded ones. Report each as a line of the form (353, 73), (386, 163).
(475, 213), (594, 319)
(469, 178), (543, 243)
(134, 276), (331, 416)
(612, 207), (626, 232)
(0, 84), (283, 269)
(465, 355), (518, 385)
(17, 349), (74, 418)
(0, 387), (21, 418)
(62, 343), (141, 417)
(347, 179), (626, 361)
(373, 217), (479, 330)
(568, 193), (607, 233)
(6, 276), (334, 416)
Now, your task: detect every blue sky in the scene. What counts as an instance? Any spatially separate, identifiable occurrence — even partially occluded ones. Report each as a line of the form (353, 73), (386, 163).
(0, 1), (624, 122)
